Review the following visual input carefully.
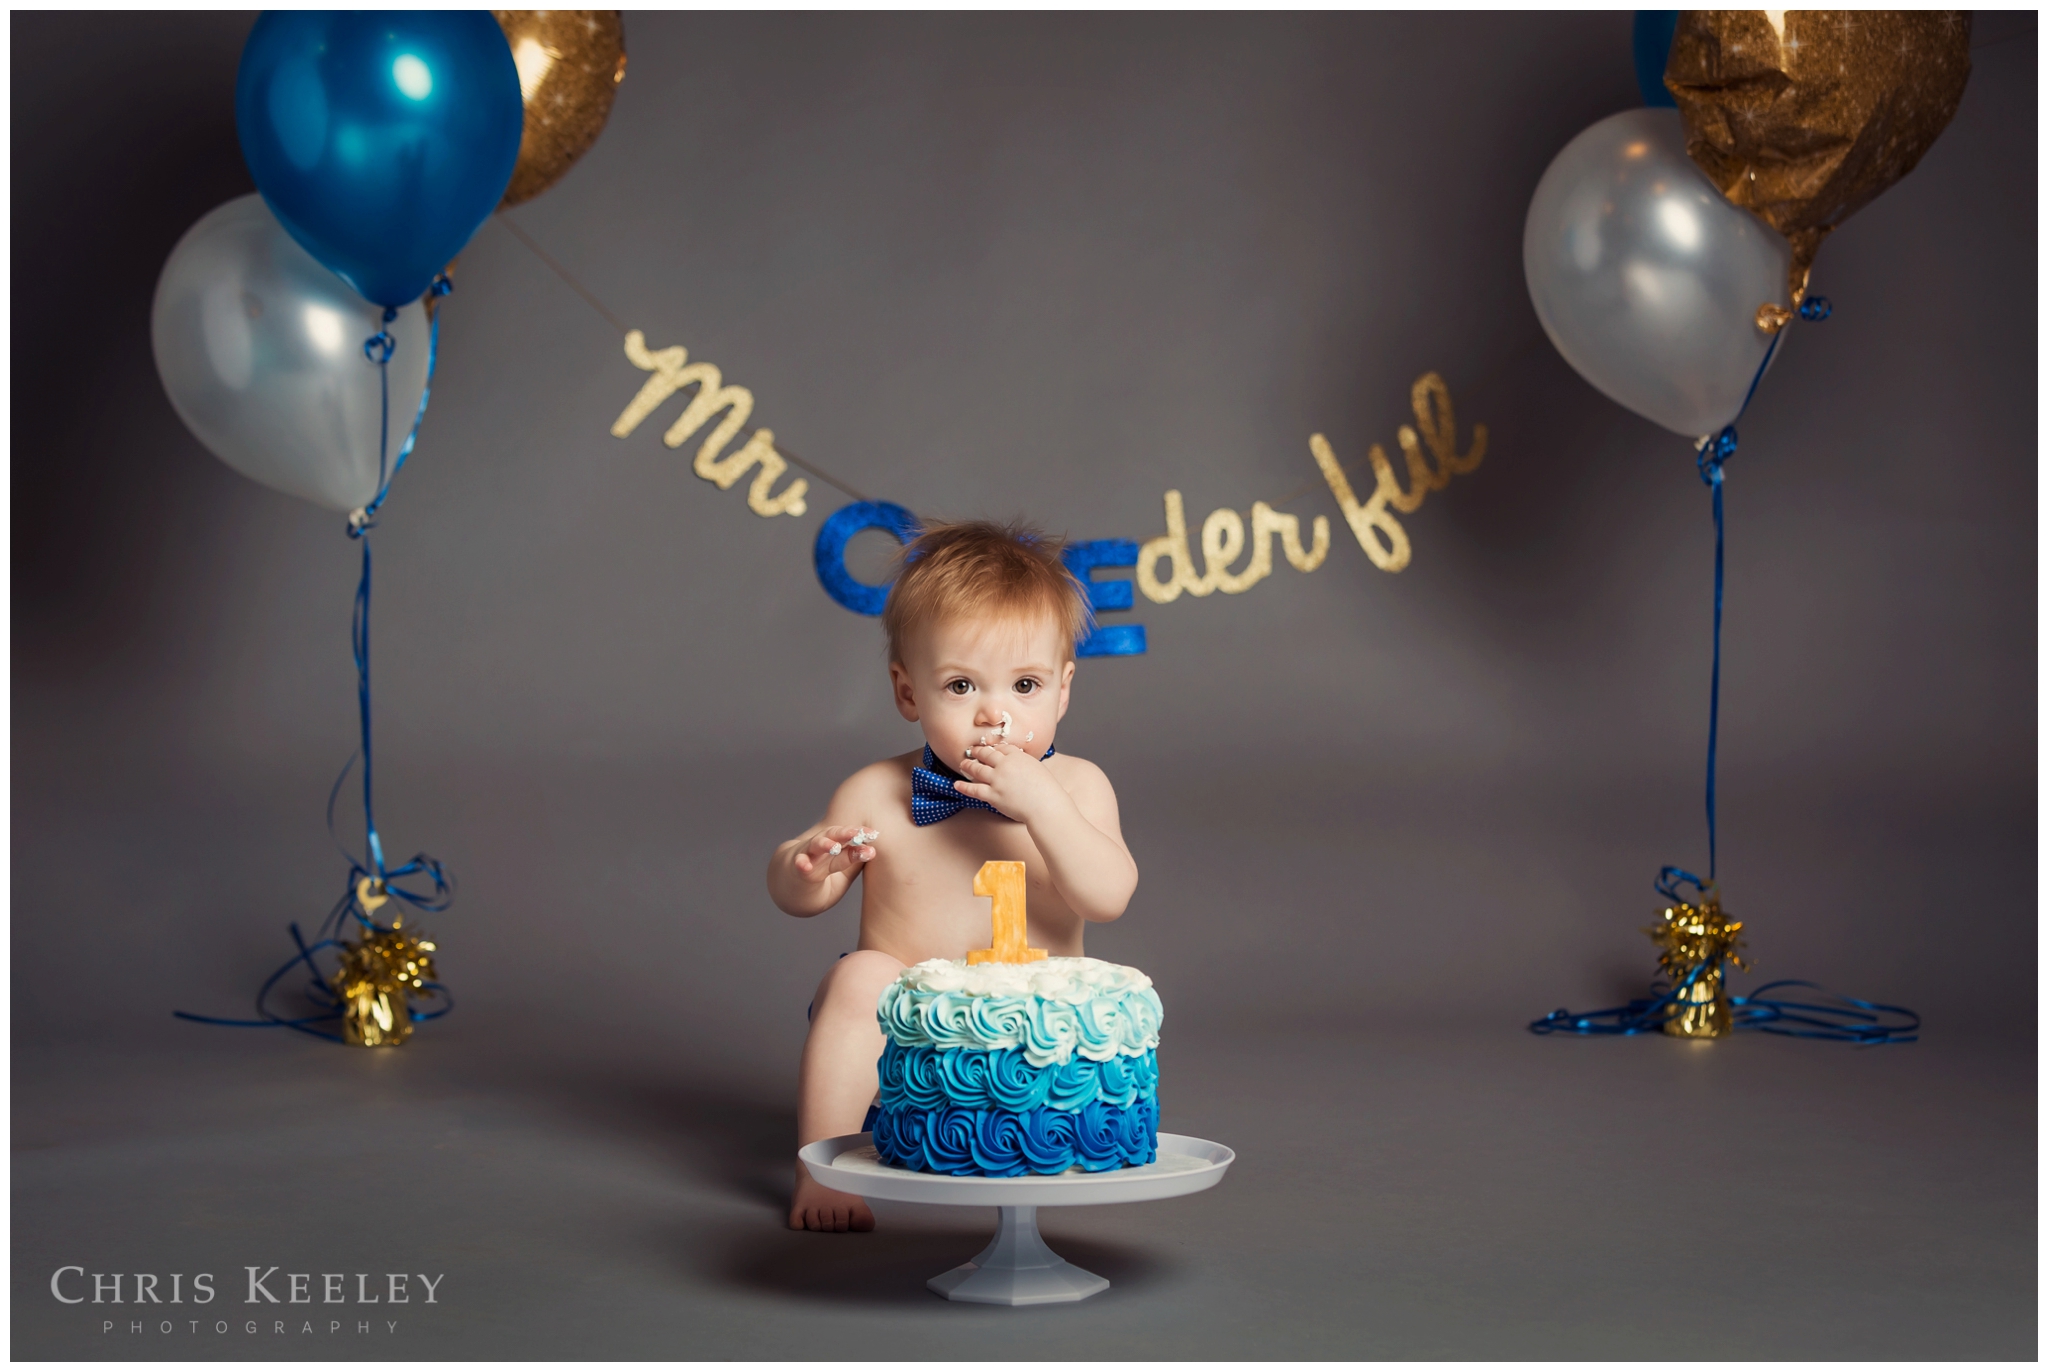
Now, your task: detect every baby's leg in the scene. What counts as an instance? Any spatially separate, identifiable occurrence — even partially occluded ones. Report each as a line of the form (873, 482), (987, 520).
(790, 949), (905, 1232)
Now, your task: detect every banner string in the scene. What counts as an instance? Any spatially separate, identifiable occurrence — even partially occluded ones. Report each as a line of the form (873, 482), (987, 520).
(492, 210), (1552, 534)
(494, 209), (1513, 515)
(174, 277), (458, 1040)
(493, 211), (873, 504)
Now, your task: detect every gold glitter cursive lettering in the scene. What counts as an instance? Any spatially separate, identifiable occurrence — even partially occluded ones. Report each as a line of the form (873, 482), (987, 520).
(1309, 372), (1484, 573)
(610, 330), (809, 517)
(1138, 494), (1330, 603)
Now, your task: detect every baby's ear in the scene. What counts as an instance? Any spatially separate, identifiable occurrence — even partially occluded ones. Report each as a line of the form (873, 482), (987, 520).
(888, 660), (921, 722)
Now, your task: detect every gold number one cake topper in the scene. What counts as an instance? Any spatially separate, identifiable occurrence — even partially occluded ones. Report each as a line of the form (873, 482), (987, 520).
(967, 861), (1046, 965)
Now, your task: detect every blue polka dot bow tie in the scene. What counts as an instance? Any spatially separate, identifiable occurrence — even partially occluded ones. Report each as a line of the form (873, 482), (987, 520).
(910, 743), (1056, 826)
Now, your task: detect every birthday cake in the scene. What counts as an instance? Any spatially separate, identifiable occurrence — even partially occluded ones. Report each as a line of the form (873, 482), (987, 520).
(871, 956), (1162, 1176)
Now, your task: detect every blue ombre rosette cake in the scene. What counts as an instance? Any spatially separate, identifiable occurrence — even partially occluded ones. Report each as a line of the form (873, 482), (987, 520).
(871, 957), (1162, 1176)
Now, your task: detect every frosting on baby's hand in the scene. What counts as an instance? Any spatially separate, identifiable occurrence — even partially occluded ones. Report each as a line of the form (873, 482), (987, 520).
(827, 826), (879, 857)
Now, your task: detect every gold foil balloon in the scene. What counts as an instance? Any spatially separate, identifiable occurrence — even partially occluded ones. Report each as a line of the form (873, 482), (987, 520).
(1665, 11), (1973, 299)
(492, 11), (627, 207)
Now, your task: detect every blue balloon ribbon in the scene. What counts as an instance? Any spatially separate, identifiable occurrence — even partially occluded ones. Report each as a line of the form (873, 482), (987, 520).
(1531, 296), (1914, 1044)
(1693, 298), (1828, 881)
(176, 280), (457, 1041)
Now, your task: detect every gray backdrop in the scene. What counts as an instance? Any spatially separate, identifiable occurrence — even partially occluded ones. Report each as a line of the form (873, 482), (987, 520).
(12, 11), (2035, 1360)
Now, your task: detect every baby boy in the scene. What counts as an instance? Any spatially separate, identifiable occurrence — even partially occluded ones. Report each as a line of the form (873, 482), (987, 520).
(767, 520), (1139, 1232)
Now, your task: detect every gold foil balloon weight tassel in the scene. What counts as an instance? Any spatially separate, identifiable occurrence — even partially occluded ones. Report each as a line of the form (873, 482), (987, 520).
(335, 967), (409, 1047)
(1668, 957), (1730, 1039)
(1646, 885), (1747, 1039)
(330, 879), (440, 1047)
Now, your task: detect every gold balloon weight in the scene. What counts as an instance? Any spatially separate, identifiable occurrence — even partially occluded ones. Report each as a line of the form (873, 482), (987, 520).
(493, 11), (628, 207)
(330, 879), (441, 1048)
(1647, 882), (1748, 1039)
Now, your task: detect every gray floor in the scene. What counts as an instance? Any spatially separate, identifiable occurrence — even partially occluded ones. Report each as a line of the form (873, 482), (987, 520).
(10, 748), (2039, 1359)
(12, 1011), (2034, 1359)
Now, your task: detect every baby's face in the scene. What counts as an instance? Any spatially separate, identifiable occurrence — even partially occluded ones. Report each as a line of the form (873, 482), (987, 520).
(890, 610), (1075, 765)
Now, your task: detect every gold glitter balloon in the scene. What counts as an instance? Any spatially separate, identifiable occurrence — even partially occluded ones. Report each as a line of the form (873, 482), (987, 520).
(1666, 11), (1973, 301)
(493, 11), (628, 207)
(1646, 888), (1748, 1039)
(329, 911), (440, 1049)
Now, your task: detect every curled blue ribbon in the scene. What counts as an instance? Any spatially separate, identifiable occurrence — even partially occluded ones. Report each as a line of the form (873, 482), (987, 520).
(1652, 865), (1714, 911)
(1528, 977), (1918, 1044)
(169, 884), (455, 1042)
(176, 277), (457, 1041)
(1532, 297), (1913, 1046)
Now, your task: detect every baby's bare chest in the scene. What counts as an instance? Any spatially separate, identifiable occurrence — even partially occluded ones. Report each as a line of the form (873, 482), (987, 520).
(861, 813), (1078, 938)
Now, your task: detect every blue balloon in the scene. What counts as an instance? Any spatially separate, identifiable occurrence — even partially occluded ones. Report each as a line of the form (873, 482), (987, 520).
(236, 11), (524, 307)
(1632, 12), (1680, 108)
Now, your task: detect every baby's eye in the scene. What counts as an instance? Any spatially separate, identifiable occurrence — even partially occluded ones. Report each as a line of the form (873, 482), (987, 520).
(946, 679), (973, 696)
(1014, 679), (1039, 695)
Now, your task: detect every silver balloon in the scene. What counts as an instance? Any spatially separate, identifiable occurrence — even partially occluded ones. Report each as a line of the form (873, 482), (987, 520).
(1524, 108), (1794, 438)
(151, 194), (430, 513)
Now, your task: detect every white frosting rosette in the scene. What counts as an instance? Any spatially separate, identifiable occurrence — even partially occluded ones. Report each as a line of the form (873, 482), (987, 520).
(876, 956), (1162, 1067)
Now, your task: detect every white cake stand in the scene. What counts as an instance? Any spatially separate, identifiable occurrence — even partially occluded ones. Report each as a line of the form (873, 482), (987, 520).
(796, 1131), (1234, 1306)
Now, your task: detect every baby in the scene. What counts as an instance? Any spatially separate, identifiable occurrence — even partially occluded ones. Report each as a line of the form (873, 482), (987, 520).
(767, 520), (1139, 1232)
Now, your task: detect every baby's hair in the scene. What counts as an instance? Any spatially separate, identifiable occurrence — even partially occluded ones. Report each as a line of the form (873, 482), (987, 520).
(883, 519), (1093, 665)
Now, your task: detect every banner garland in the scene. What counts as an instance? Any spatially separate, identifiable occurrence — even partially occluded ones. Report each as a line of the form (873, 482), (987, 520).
(495, 211), (1493, 660)
(603, 322), (1489, 650)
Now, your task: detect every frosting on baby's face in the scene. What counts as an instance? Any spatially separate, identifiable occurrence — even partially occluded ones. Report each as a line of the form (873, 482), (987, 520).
(888, 610), (1074, 767)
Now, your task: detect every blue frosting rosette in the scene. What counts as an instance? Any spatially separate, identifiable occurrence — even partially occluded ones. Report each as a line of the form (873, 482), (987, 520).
(871, 957), (1162, 1176)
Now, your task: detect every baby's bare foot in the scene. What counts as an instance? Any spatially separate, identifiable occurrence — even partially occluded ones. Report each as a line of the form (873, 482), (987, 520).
(789, 1161), (875, 1233)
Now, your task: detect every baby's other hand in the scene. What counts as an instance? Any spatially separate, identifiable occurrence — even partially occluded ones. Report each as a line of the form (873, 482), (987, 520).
(955, 742), (1063, 824)
(792, 826), (877, 881)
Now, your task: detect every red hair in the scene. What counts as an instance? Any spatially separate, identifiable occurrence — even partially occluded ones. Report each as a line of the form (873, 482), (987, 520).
(882, 519), (1091, 664)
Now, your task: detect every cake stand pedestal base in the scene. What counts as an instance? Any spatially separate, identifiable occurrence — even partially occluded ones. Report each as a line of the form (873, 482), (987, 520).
(925, 1205), (1108, 1305)
(796, 1132), (1234, 1307)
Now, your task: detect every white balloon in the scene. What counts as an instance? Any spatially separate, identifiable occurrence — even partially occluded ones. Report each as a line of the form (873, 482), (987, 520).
(1524, 108), (1794, 438)
(151, 194), (430, 512)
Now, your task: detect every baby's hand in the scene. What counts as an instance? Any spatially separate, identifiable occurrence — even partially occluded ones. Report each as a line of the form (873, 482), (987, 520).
(792, 826), (878, 882)
(954, 742), (1064, 824)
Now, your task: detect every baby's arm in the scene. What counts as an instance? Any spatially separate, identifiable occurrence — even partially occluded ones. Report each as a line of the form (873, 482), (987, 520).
(766, 768), (886, 918)
(954, 747), (1137, 922)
